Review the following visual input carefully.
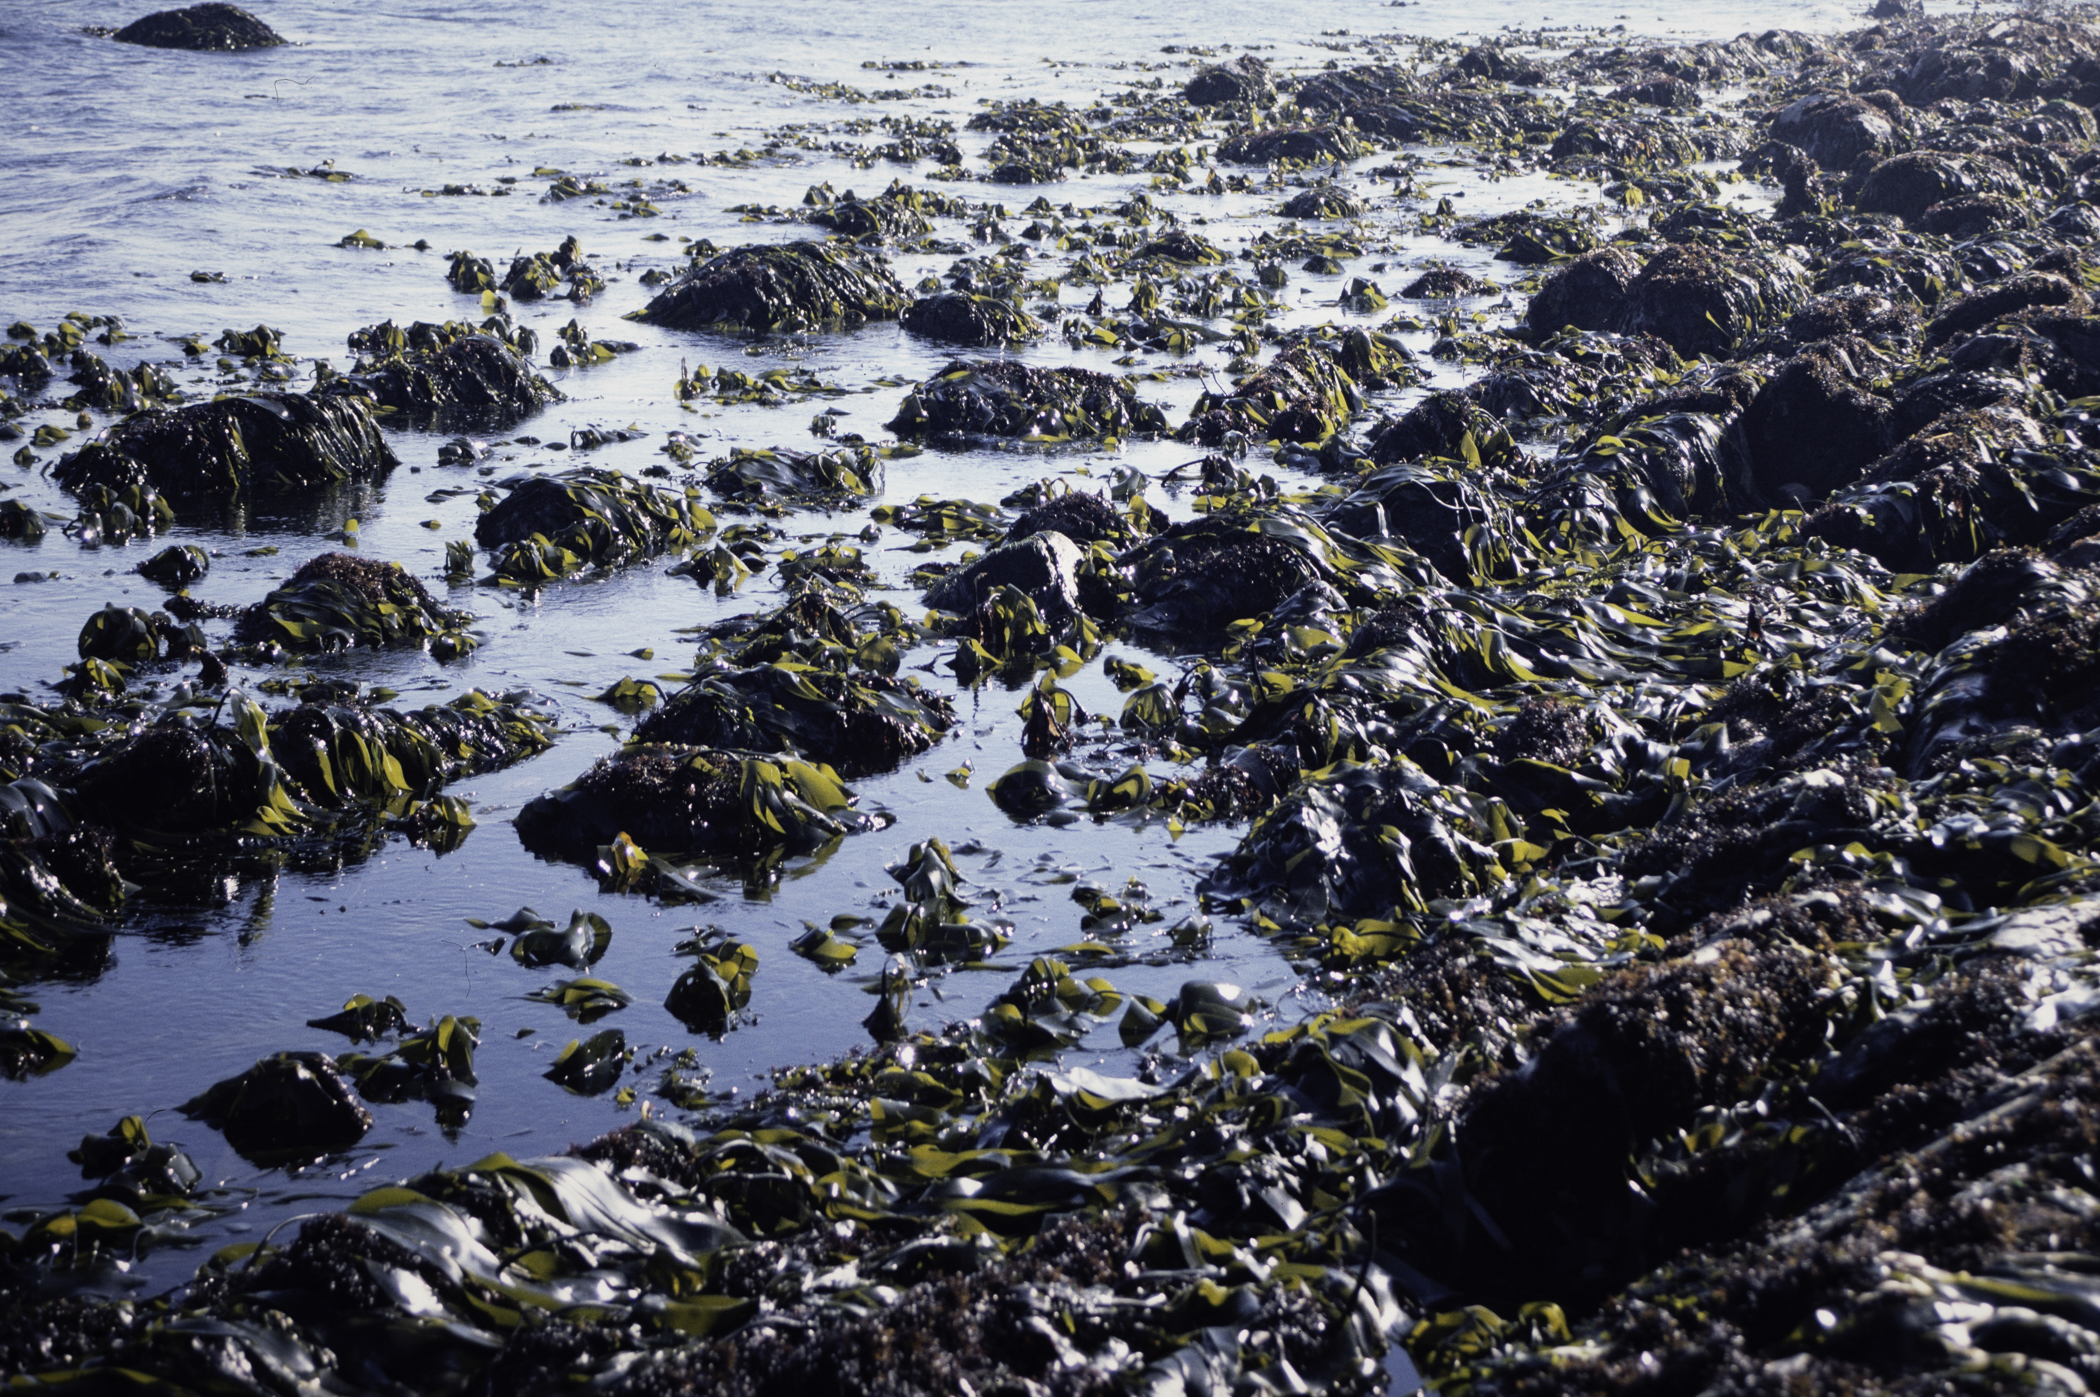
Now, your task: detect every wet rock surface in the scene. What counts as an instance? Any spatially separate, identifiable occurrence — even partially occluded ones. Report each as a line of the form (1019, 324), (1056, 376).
(110, 3), (286, 49)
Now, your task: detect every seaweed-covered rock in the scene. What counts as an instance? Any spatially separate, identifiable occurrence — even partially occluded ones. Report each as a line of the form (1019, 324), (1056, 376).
(330, 332), (558, 428)
(1610, 75), (1699, 108)
(1547, 116), (1701, 169)
(635, 241), (907, 333)
(52, 392), (398, 502)
(1280, 185), (1366, 220)
(899, 292), (1044, 347)
(1616, 244), (1806, 358)
(1854, 149), (2024, 223)
(1185, 54), (1272, 105)
(1122, 517), (1323, 632)
(234, 553), (474, 653)
(887, 360), (1165, 441)
(1367, 390), (1517, 469)
(1739, 341), (1899, 502)
(178, 1053), (372, 1164)
(923, 532), (1083, 619)
(1325, 460), (1504, 584)
(1215, 125), (1367, 165)
(1180, 328), (1410, 446)
(1914, 192), (2030, 239)
(703, 445), (881, 509)
(1523, 246), (1641, 335)
(515, 744), (864, 862)
(1398, 266), (1484, 298)
(636, 667), (954, 778)
(475, 468), (708, 577)
(1924, 271), (2087, 347)
(1005, 491), (1123, 548)
(112, 3), (284, 49)
(1775, 285), (1921, 348)
(1769, 90), (1898, 170)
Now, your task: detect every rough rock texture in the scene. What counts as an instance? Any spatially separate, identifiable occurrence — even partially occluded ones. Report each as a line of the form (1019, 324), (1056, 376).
(112, 3), (285, 49)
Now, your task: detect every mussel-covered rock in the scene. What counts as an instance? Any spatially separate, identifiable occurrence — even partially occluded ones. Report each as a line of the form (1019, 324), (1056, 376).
(1854, 149), (2024, 223)
(635, 667), (955, 778)
(635, 241), (907, 333)
(179, 1053), (372, 1164)
(1185, 54), (1272, 105)
(1769, 90), (1898, 170)
(1616, 244), (1807, 358)
(52, 392), (398, 501)
(1739, 339), (1899, 502)
(1180, 328), (1409, 447)
(899, 292), (1045, 347)
(887, 360), (1165, 441)
(328, 331), (558, 428)
(1122, 516), (1324, 632)
(515, 744), (865, 862)
(112, 2), (285, 49)
(1523, 246), (1642, 336)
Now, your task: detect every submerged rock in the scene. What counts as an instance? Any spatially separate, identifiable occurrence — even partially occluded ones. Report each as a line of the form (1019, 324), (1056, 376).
(112, 3), (285, 49)
(178, 1053), (372, 1164)
(635, 241), (907, 333)
(52, 392), (398, 502)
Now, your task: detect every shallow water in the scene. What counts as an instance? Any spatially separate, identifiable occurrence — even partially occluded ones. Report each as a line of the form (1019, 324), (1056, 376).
(6, 0), (1873, 1298)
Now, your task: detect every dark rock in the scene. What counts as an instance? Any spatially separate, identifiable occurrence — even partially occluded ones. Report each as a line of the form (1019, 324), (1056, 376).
(888, 359), (1165, 440)
(636, 241), (907, 333)
(1185, 55), (1271, 105)
(1610, 76), (1700, 108)
(1368, 390), (1516, 469)
(112, 3), (285, 50)
(1740, 341), (1900, 503)
(1616, 244), (1805, 359)
(330, 333), (557, 429)
(1005, 491), (1123, 547)
(1122, 517), (1323, 632)
(636, 668), (954, 779)
(1279, 186), (1365, 220)
(1214, 125), (1366, 165)
(1924, 272), (2087, 347)
(899, 292), (1043, 347)
(1524, 247), (1642, 335)
(516, 744), (858, 862)
(1854, 150), (2025, 223)
(1913, 193), (2030, 239)
(1399, 267), (1485, 298)
(1777, 286), (1921, 349)
(1179, 328), (1409, 447)
(1870, 0), (1921, 17)
(1325, 463), (1502, 584)
(179, 1053), (372, 1163)
(1131, 229), (1226, 265)
(52, 392), (398, 502)
(1770, 91), (1897, 170)
(923, 532), (1083, 619)
(1548, 117), (1699, 168)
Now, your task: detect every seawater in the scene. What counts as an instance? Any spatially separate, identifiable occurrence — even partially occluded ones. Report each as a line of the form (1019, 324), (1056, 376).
(5, 0), (1868, 1297)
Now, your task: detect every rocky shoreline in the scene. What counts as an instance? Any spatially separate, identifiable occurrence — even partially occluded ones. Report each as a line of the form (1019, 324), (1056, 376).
(7, 5), (2100, 1393)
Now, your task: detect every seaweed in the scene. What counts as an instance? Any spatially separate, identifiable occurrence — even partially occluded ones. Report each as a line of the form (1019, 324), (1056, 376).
(1181, 327), (1413, 447)
(887, 360), (1166, 442)
(475, 467), (711, 580)
(900, 291), (1045, 347)
(635, 241), (908, 332)
(635, 665), (955, 777)
(53, 392), (399, 502)
(234, 552), (477, 654)
(328, 324), (559, 429)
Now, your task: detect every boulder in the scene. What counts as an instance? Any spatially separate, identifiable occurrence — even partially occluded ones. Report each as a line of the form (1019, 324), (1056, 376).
(112, 3), (285, 49)
(636, 241), (906, 333)
(180, 1053), (372, 1163)
(1185, 55), (1271, 105)
(1770, 91), (1897, 170)
(1740, 341), (1900, 503)
(1525, 247), (1641, 335)
(923, 532), (1083, 618)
